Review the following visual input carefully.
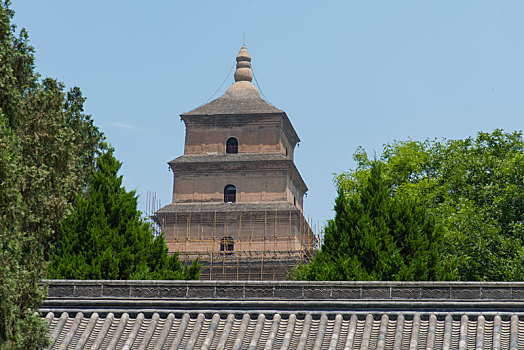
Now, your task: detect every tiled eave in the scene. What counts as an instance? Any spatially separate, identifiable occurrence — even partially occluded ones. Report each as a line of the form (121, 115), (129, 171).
(42, 280), (524, 349)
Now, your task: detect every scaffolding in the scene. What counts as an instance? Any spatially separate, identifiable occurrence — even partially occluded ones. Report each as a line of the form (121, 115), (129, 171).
(145, 190), (162, 237)
(153, 207), (320, 281)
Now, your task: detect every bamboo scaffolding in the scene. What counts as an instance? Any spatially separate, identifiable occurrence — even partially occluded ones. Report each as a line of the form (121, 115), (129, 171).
(160, 208), (317, 280)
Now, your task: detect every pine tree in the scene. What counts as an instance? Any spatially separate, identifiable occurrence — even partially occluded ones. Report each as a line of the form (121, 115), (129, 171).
(293, 162), (455, 281)
(48, 148), (199, 280)
(336, 130), (524, 280)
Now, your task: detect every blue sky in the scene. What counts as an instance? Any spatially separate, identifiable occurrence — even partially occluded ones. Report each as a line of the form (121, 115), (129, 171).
(11, 1), (524, 229)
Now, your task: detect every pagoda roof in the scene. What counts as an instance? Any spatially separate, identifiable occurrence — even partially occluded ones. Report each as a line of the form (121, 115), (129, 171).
(182, 82), (283, 116)
(155, 201), (300, 215)
(182, 46), (283, 116)
(168, 153), (290, 165)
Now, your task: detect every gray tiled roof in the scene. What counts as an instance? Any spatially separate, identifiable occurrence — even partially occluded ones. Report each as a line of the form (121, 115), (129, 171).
(169, 153), (289, 165)
(181, 83), (283, 116)
(44, 311), (523, 350)
(155, 201), (300, 215)
(42, 280), (524, 349)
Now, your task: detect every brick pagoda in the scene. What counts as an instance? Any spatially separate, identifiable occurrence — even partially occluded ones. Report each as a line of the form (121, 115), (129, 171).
(154, 46), (315, 280)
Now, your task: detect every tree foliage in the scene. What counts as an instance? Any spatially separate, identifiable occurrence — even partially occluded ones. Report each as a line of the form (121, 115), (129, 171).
(48, 149), (200, 280)
(293, 162), (454, 281)
(335, 129), (524, 281)
(0, 1), (104, 348)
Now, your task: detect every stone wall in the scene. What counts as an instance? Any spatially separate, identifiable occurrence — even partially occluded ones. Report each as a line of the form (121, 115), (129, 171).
(45, 280), (524, 301)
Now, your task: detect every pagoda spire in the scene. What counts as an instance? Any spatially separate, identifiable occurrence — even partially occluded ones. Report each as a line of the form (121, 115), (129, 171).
(234, 46), (253, 82)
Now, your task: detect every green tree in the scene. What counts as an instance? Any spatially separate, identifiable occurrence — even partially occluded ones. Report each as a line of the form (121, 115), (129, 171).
(0, 114), (50, 349)
(293, 162), (454, 281)
(0, 2), (104, 347)
(48, 148), (200, 280)
(336, 129), (524, 281)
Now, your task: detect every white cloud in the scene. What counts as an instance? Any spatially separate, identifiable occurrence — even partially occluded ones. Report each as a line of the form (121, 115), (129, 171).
(111, 122), (137, 130)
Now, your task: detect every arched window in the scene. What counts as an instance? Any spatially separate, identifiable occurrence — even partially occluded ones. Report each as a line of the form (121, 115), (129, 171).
(224, 185), (236, 203)
(226, 137), (238, 154)
(220, 236), (234, 255)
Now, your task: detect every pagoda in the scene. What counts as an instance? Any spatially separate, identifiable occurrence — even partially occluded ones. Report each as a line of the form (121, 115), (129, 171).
(154, 46), (315, 280)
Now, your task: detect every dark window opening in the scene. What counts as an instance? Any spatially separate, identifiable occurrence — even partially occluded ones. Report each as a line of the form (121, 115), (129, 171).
(220, 236), (234, 254)
(226, 137), (238, 154)
(285, 148), (288, 156)
(294, 197), (296, 206)
(224, 185), (236, 203)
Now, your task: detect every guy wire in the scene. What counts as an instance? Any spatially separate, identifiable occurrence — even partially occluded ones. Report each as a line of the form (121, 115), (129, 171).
(201, 60), (236, 105)
(252, 67), (277, 108)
